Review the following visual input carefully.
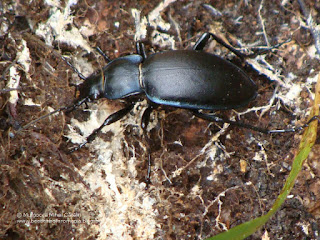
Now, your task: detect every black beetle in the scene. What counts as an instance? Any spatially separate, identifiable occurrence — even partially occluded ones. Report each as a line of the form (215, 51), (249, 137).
(21, 32), (319, 183)
(79, 38), (256, 110)
(65, 32), (263, 152)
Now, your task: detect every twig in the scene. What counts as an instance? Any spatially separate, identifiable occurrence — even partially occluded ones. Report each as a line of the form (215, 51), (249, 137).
(298, 0), (320, 55)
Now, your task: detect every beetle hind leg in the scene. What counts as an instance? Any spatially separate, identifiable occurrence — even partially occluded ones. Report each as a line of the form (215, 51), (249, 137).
(193, 32), (211, 51)
(193, 32), (246, 60)
(192, 110), (270, 133)
(192, 110), (320, 134)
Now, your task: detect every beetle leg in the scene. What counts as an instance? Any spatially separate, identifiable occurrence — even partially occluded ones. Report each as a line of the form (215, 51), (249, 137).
(141, 104), (157, 130)
(193, 32), (245, 60)
(69, 103), (135, 153)
(208, 33), (246, 60)
(246, 38), (291, 58)
(266, 115), (320, 133)
(193, 32), (211, 51)
(136, 41), (147, 61)
(192, 110), (269, 133)
(192, 110), (320, 134)
(200, 32), (290, 59)
(141, 104), (157, 187)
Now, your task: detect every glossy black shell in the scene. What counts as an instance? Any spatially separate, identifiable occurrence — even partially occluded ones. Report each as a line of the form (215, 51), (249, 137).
(103, 55), (143, 99)
(140, 50), (257, 110)
(78, 55), (143, 100)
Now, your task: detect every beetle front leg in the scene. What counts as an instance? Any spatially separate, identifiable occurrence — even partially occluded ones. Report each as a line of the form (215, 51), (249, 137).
(69, 103), (134, 153)
(141, 104), (157, 187)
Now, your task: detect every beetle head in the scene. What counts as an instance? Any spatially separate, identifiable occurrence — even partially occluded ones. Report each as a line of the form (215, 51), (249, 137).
(77, 73), (104, 101)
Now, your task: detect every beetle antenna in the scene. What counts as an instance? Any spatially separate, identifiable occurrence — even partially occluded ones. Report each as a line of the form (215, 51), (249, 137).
(95, 47), (111, 62)
(18, 97), (89, 132)
(24, 33), (88, 81)
(61, 56), (87, 81)
(18, 105), (73, 132)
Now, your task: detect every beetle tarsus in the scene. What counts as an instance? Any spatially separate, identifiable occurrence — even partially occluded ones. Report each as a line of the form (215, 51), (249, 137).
(267, 115), (320, 133)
